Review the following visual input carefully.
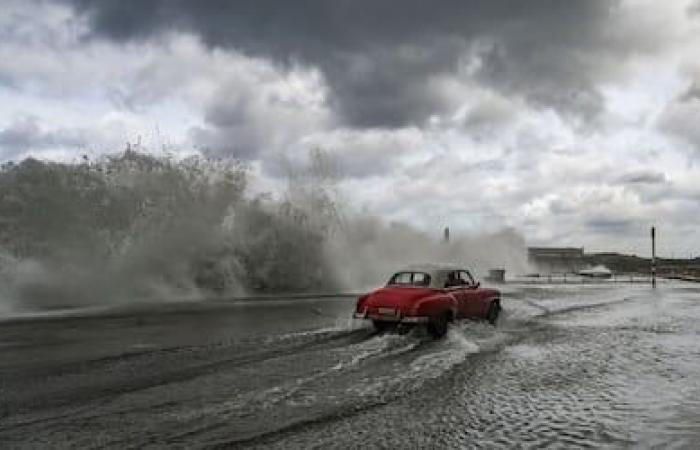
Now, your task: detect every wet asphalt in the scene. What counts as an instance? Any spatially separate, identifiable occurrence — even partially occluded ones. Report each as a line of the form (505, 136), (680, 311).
(1, 282), (699, 448)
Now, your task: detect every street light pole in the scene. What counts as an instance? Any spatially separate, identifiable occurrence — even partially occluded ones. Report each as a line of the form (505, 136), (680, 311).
(651, 226), (656, 288)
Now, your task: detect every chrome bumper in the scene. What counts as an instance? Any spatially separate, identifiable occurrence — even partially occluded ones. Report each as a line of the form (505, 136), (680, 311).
(353, 312), (429, 324)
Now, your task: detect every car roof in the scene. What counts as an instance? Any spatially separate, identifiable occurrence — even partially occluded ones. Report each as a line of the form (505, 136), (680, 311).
(392, 264), (471, 288)
(399, 263), (466, 274)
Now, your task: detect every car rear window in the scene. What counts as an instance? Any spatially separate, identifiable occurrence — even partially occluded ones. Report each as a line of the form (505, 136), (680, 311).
(388, 271), (431, 287)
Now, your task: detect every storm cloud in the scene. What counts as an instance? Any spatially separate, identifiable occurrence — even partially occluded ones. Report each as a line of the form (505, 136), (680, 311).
(2, 0), (700, 256)
(0, 116), (85, 159)
(67, 0), (637, 126)
(658, 72), (700, 156)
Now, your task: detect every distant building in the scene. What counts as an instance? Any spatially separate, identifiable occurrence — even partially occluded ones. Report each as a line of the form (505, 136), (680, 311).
(485, 268), (506, 283)
(528, 247), (585, 273)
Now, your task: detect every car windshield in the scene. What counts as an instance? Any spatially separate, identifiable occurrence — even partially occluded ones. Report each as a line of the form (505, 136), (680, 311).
(387, 271), (431, 287)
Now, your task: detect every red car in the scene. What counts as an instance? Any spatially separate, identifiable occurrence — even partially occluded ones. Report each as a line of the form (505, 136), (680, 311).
(353, 265), (501, 338)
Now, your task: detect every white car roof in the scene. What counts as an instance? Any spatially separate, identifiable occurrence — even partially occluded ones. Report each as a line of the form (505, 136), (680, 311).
(402, 262), (463, 270)
(392, 264), (472, 288)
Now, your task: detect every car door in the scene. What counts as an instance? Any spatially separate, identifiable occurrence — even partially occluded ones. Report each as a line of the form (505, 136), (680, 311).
(444, 270), (467, 318)
(466, 270), (492, 317)
(458, 270), (481, 317)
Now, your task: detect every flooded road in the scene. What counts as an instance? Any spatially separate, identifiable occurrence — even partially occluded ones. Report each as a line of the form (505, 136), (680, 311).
(1, 282), (700, 448)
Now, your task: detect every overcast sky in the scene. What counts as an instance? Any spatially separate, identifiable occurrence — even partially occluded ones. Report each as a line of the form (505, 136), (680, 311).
(2, 0), (700, 256)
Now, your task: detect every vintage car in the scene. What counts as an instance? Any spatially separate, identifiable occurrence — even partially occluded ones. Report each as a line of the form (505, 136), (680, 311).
(353, 265), (501, 338)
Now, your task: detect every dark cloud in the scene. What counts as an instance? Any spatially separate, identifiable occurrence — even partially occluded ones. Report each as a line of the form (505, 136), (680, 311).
(67, 0), (628, 127)
(585, 217), (636, 234)
(187, 73), (332, 163)
(548, 198), (576, 215)
(679, 82), (700, 102)
(658, 97), (700, 155)
(188, 89), (262, 160)
(458, 93), (521, 141)
(262, 127), (425, 180)
(657, 67), (700, 155)
(617, 170), (667, 185)
(0, 117), (85, 159)
(689, 0), (700, 16)
(473, 41), (606, 123)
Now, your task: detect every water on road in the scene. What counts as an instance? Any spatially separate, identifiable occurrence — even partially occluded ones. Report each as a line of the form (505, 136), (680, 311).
(1, 282), (700, 448)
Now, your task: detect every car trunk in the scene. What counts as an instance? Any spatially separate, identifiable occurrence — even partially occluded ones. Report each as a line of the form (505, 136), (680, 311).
(364, 286), (440, 313)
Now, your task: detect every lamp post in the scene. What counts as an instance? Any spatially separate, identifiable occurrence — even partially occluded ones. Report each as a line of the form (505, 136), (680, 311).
(651, 226), (656, 288)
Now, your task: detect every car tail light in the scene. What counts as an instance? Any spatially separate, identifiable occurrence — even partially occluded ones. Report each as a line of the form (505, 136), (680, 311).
(356, 294), (369, 312)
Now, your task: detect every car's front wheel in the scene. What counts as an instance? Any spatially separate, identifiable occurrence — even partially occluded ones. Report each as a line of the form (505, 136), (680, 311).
(427, 313), (449, 339)
(487, 301), (501, 325)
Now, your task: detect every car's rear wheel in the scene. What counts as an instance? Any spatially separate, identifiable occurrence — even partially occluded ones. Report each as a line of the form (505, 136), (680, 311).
(487, 301), (501, 325)
(372, 320), (393, 333)
(427, 312), (450, 339)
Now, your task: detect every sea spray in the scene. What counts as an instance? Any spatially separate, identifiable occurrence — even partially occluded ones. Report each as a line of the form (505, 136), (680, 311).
(0, 149), (529, 312)
(0, 151), (336, 310)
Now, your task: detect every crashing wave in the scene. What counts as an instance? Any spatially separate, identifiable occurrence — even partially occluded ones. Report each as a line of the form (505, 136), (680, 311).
(0, 149), (529, 311)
